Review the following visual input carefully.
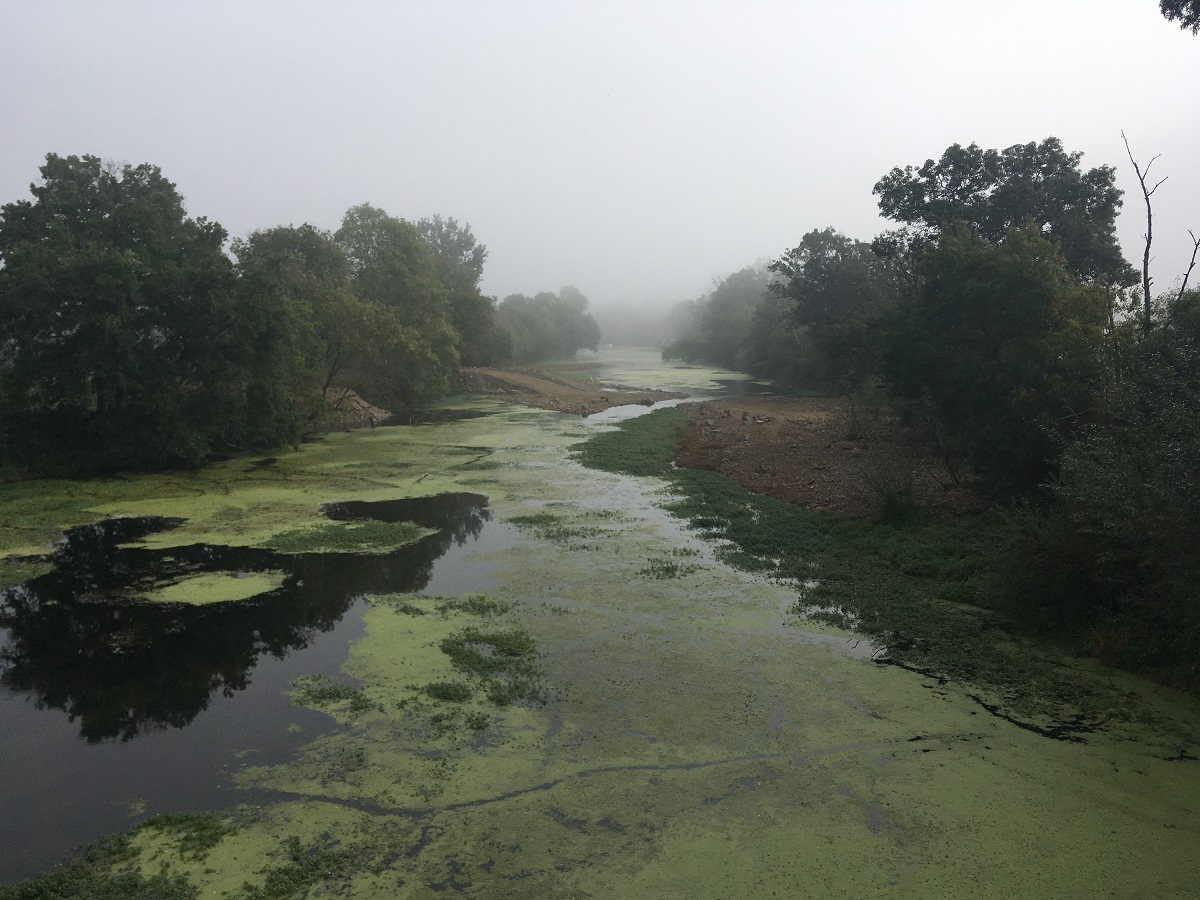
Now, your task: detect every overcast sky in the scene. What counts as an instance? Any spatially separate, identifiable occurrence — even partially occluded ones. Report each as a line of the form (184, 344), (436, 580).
(2, 1), (1197, 310)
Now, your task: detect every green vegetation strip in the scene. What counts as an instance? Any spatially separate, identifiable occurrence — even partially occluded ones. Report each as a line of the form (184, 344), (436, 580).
(0, 813), (236, 900)
(261, 520), (428, 555)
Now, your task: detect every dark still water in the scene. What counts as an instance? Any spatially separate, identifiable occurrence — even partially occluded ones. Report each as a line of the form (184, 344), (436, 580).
(0, 493), (517, 883)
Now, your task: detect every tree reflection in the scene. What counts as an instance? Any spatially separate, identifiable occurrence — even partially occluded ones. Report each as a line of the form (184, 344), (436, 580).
(0, 493), (490, 742)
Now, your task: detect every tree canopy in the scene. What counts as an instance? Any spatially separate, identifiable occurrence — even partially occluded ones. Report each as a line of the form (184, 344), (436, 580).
(0, 155), (525, 474)
(873, 137), (1134, 285)
(1161, 0), (1200, 32)
(416, 216), (507, 366)
(0, 154), (308, 471)
(883, 223), (1110, 492)
(334, 204), (461, 409)
(496, 287), (601, 364)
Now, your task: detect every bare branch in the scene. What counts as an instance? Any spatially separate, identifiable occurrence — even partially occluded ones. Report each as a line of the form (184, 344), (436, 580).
(1175, 229), (1200, 305)
(1122, 131), (1161, 332)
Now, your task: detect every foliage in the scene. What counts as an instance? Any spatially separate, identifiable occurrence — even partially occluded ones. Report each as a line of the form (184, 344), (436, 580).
(0, 154), (308, 473)
(262, 520), (427, 554)
(766, 228), (904, 388)
(232, 224), (382, 419)
(290, 673), (374, 714)
(0, 831), (197, 899)
(417, 215), (509, 366)
(240, 836), (360, 900)
(1001, 291), (1200, 686)
(335, 204), (461, 410)
(873, 137), (1134, 285)
(139, 811), (237, 861)
(496, 286), (601, 363)
(660, 267), (772, 370)
(882, 223), (1110, 493)
(1161, 0), (1200, 32)
(438, 625), (544, 705)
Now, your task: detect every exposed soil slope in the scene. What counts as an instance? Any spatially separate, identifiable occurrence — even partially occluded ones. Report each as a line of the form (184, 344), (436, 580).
(674, 395), (987, 517)
(460, 367), (680, 415)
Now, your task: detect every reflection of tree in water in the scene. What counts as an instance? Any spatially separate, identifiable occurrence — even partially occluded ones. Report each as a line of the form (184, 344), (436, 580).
(0, 493), (490, 742)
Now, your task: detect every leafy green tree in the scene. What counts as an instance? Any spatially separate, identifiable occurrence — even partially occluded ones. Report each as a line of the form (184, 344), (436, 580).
(768, 228), (903, 387)
(232, 224), (392, 419)
(661, 267), (772, 370)
(873, 138), (1134, 285)
(884, 223), (1111, 492)
(0, 154), (305, 472)
(416, 215), (508, 366)
(335, 204), (460, 409)
(1161, 0), (1200, 32)
(496, 287), (600, 364)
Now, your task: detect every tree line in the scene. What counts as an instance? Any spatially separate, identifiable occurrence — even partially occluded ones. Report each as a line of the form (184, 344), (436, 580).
(0, 154), (599, 475)
(664, 135), (1200, 685)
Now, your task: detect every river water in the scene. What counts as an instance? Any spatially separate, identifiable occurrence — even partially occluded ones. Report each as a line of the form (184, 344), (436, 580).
(0, 350), (1197, 896)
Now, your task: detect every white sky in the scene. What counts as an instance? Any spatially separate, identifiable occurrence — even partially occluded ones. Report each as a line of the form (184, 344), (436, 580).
(1, 1), (1197, 310)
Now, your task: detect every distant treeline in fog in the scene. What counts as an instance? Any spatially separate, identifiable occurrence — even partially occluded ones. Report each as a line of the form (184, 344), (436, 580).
(0, 154), (600, 475)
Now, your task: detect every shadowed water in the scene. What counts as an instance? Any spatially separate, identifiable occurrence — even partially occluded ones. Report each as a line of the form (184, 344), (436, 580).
(0, 492), (508, 882)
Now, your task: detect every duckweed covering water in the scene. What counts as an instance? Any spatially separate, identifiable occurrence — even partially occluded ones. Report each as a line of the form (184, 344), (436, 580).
(3, 353), (1200, 897)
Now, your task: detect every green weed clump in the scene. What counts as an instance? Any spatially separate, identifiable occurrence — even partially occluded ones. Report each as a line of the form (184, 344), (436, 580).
(507, 513), (603, 548)
(289, 674), (374, 715)
(638, 558), (700, 580)
(262, 520), (426, 555)
(139, 811), (237, 861)
(439, 626), (544, 706)
(435, 593), (512, 616)
(0, 832), (196, 900)
(423, 681), (473, 702)
(571, 407), (684, 477)
(240, 836), (360, 900)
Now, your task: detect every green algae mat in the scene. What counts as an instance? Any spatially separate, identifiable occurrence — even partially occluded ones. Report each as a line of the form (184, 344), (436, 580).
(2, 357), (1200, 898)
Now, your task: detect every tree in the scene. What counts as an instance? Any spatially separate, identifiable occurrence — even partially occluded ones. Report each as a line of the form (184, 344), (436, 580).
(416, 215), (508, 366)
(0, 154), (305, 472)
(873, 138), (1134, 285)
(883, 223), (1111, 492)
(1161, 0), (1200, 32)
(496, 287), (601, 364)
(232, 224), (390, 417)
(335, 204), (460, 409)
(768, 228), (903, 387)
(660, 268), (772, 370)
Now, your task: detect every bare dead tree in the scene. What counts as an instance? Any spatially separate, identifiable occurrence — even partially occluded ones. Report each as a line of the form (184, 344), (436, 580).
(1122, 131), (1168, 333)
(1175, 230), (1200, 305)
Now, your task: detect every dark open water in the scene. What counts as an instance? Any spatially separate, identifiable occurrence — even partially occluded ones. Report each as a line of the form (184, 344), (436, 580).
(0, 493), (518, 882)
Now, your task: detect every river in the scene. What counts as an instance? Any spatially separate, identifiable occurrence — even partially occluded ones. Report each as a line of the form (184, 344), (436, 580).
(0, 350), (1197, 897)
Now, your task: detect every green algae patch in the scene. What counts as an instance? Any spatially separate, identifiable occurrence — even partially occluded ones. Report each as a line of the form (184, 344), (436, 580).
(0, 829), (199, 900)
(260, 520), (429, 555)
(140, 570), (286, 605)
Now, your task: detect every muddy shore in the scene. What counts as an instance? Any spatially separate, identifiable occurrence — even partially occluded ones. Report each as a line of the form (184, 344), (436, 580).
(467, 366), (985, 517)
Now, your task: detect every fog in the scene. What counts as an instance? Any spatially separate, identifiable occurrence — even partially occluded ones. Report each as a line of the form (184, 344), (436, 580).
(2, 1), (1197, 311)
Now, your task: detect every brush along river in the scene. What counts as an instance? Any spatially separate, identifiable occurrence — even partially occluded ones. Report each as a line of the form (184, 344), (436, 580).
(1, 352), (1198, 897)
